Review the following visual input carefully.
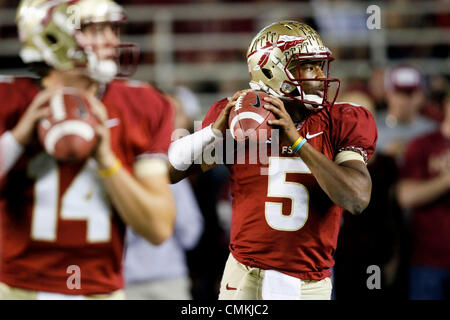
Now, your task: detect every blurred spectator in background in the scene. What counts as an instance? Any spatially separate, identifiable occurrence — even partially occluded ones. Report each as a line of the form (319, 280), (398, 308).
(334, 90), (408, 300)
(375, 65), (437, 161)
(173, 86), (202, 129)
(124, 178), (203, 299)
(339, 90), (375, 112)
(420, 75), (447, 123)
(312, 0), (367, 39)
(172, 86), (230, 300)
(187, 163), (230, 300)
(312, 0), (368, 60)
(124, 90), (204, 300)
(369, 67), (388, 111)
(396, 89), (450, 300)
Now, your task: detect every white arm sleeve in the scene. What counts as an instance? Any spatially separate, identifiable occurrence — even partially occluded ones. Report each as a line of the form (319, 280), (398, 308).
(168, 124), (222, 171)
(0, 131), (24, 177)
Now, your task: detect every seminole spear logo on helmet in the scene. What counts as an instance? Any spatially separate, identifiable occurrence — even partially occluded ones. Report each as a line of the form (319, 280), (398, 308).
(248, 35), (307, 71)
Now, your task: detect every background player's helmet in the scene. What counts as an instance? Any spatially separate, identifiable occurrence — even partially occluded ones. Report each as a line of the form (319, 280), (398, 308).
(247, 20), (340, 109)
(16, 0), (139, 83)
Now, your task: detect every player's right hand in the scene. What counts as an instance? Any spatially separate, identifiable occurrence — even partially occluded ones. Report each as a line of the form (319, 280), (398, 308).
(11, 89), (53, 147)
(212, 89), (251, 135)
(85, 92), (117, 170)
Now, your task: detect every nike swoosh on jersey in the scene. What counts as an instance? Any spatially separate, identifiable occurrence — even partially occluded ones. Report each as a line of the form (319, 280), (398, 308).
(306, 132), (323, 139)
(250, 94), (261, 108)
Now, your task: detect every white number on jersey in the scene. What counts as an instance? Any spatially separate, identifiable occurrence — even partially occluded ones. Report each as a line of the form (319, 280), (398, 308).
(265, 157), (310, 231)
(28, 153), (112, 242)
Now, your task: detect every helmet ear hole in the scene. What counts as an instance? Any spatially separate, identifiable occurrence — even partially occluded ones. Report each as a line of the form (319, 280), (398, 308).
(45, 33), (58, 45)
(262, 68), (273, 79)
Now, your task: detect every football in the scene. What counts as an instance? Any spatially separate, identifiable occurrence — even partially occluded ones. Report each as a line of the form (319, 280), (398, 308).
(228, 90), (276, 142)
(37, 89), (99, 163)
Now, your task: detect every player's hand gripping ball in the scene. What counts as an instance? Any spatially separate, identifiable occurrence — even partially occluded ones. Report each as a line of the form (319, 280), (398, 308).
(37, 88), (99, 162)
(228, 90), (276, 143)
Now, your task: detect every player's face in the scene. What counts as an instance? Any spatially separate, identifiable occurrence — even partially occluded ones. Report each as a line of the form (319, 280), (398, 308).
(289, 60), (325, 96)
(81, 23), (120, 61)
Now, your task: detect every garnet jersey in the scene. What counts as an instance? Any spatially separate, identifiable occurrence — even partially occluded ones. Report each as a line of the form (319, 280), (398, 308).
(202, 99), (377, 280)
(0, 77), (173, 295)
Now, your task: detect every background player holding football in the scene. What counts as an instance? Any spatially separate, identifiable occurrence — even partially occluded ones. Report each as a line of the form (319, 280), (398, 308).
(0, 0), (175, 299)
(169, 21), (377, 300)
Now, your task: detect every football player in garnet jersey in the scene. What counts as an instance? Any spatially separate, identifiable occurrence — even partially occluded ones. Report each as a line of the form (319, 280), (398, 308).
(168, 21), (377, 300)
(0, 0), (175, 299)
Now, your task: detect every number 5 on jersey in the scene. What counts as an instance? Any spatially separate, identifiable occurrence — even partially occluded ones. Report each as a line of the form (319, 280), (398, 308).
(265, 157), (310, 231)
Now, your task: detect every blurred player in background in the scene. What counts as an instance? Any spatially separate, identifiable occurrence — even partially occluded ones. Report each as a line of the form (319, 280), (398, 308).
(168, 20), (377, 300)
(0, 0), (175, 299)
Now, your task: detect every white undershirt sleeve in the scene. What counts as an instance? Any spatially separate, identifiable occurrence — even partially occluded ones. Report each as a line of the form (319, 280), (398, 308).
(168, 124), (222, 171)
(0, 131), (24, 177)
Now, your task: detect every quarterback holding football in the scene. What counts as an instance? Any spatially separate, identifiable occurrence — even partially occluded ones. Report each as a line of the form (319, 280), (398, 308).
(0, 0), (175, 299)
(169, 21), (378, 300)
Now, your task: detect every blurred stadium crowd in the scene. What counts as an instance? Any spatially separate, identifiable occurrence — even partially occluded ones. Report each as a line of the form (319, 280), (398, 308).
(0, 0), (449, 300)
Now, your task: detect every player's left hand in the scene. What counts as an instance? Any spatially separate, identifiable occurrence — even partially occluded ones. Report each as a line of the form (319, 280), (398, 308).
(85, 93), (116, 169)
(263, 96), (300, 146)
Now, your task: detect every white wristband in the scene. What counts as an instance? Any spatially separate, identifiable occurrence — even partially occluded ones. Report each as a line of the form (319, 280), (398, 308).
(0, 131), (24, 176)
(169, 124), (222, 171)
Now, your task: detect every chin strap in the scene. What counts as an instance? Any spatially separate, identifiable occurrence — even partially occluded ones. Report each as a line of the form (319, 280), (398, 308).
(298, 93), (324, 110)
(249, 80), (281, 97)
(85, 49), (118, 83)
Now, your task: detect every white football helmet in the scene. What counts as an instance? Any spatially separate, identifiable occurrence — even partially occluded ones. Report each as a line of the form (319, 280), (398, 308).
(247, 20), (340, 109)
(16, 0), (139, 83)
